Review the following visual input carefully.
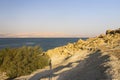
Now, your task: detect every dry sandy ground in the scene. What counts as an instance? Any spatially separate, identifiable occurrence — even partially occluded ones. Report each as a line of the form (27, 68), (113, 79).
(15, 50), (110, 80)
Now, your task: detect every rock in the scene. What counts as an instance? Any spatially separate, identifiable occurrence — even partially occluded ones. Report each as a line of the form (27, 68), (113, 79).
(115, 28), (120, 33)
(106, 30), (115, 35)
(106, 28), (120, 35)
(77, 39), (85, 44)
(46, 28), (120, 66)
(98, 34), (105, 38)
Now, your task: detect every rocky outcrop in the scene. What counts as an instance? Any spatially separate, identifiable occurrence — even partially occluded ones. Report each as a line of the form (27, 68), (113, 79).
(46, 28), (120, 65)
(106, 28), (120, 35)
(14, 28), (120, 80)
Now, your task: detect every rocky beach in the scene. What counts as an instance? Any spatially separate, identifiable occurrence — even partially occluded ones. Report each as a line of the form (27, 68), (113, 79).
(13, 28), (120, 80)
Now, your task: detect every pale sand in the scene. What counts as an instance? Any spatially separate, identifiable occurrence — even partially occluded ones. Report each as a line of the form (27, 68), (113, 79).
(15, 50), (110, 80)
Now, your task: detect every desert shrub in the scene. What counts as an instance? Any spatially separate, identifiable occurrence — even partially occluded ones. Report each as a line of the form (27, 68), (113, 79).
(0, 46), (49, 79)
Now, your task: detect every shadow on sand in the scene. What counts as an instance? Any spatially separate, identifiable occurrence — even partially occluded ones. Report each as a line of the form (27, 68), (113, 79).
(29, 50), (110, 80)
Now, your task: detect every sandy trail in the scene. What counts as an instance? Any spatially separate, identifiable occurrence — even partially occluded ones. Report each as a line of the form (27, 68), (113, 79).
(57, 51), (109, 80)
(27, 50), (109, 80)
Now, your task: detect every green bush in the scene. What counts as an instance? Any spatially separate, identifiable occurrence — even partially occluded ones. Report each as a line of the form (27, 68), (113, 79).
(0, 46), (49, 79)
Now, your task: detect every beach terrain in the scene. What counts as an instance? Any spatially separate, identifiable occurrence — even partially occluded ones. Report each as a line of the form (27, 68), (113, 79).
(13, 28), (120, 80)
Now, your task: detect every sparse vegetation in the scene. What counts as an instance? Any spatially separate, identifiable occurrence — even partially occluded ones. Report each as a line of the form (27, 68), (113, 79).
(0, 46), (49, 79)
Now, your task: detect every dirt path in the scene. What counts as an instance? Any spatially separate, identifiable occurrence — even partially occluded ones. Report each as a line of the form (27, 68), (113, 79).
(57, 51), (109, 80)
(27, 50), (109, 80)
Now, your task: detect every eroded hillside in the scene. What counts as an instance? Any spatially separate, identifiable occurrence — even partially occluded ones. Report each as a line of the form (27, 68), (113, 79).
(45, 28), (120, 80)
(46, 28), (120, 64)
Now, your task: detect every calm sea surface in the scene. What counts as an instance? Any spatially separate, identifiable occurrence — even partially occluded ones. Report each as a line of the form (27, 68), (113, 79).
(0, 38), (87, 51)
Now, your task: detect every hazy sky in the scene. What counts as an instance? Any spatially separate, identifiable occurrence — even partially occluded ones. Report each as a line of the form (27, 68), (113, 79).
(0, 0), (120, 37)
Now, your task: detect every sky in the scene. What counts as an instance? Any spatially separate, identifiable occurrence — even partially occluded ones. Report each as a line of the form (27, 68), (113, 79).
(0, 0), (120, 38)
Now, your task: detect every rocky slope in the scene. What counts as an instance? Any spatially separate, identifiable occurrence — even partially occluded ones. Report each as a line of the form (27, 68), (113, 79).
(13, 28), (120, 80)
(45, 28), (120, 80)
(46, 28), (120, 64)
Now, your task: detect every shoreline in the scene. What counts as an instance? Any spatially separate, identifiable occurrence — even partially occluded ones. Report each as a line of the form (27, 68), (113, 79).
(1, 28), (120, 80)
